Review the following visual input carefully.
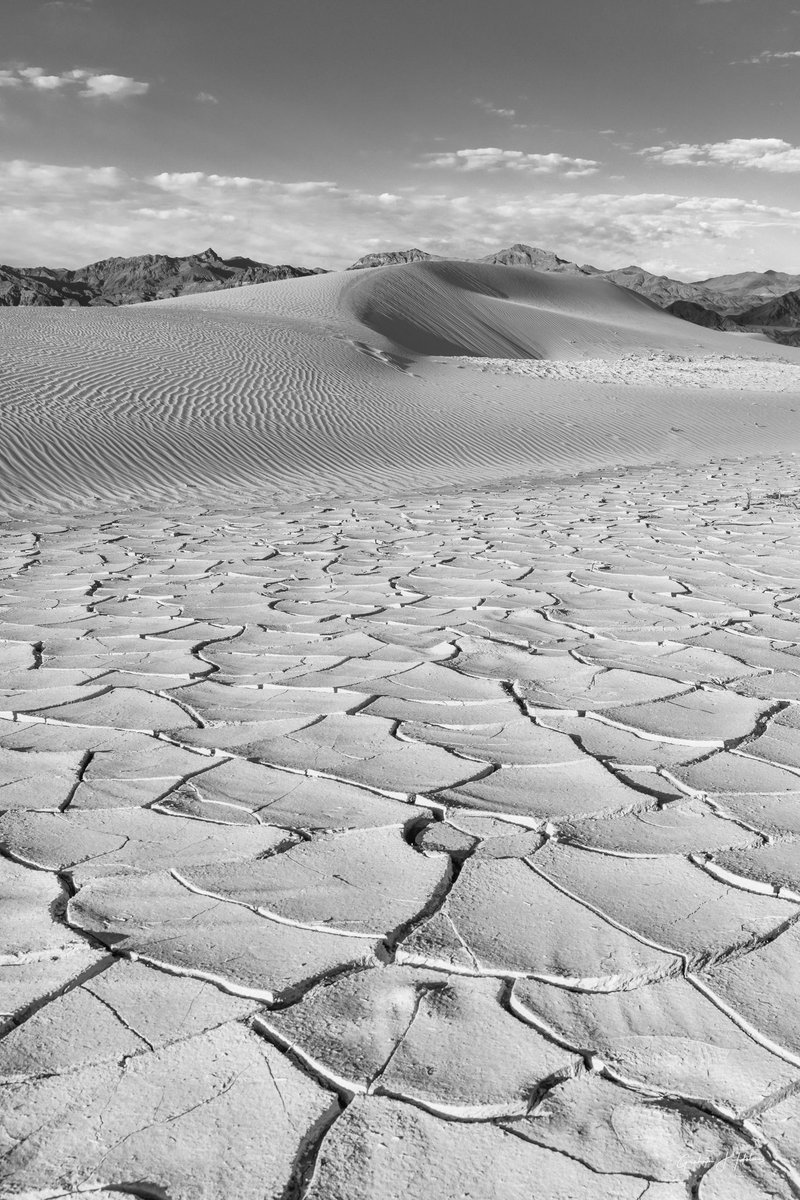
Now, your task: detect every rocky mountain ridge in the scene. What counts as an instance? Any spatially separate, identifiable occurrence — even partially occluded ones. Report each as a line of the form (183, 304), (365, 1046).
(0, 247), (324, 307)
(3, 242), (800, 342)
(348, 244), (800, 316)
(347, 248), (442, 270)
(480, 244), (587, 274)
(347, 245), (800, 342)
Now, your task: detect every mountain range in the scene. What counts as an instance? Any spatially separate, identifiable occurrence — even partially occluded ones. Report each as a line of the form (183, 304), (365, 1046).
(3, 241), (800, 344)
(347, 246), (800, 344)
(0, 247), (324, 308)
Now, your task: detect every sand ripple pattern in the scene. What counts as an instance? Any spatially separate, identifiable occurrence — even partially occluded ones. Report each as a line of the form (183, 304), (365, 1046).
(1, 261), (799, 513)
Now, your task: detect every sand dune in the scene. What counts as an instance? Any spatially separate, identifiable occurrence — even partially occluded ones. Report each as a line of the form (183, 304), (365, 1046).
(0, 260), (798, 512)
(346, 260), (735, 358)
(169, 257), (777, 358)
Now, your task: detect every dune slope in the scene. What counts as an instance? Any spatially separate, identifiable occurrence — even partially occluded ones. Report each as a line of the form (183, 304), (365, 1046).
(171, 258), (765, 359)
(345, 260), (729, 359)
(0, 260), (798, 512)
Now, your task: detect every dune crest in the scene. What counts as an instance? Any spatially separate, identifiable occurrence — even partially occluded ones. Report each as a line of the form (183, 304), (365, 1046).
(176, 258), (772, 360)
(0, 260), (798, 512)
(344, 259), (733, 359)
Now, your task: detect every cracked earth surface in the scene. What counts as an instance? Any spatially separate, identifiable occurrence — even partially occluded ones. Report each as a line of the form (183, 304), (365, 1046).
(3, 455), (800, 1198)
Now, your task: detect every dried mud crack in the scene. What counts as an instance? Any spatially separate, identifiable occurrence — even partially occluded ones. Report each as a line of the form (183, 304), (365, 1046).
(3, 456), (800, 1198)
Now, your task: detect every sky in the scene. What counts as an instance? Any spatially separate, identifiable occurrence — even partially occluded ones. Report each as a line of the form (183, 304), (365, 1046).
(3, 0), (800, 277)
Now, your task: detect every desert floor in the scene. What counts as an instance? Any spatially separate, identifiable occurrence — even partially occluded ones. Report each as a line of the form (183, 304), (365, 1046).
(3, 262), (800, 1198)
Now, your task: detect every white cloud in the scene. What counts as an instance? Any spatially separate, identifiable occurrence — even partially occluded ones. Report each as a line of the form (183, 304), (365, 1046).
(196, 91), (219, 104)
(420, 147), (601, 176)
(152, 171), (291, 191)
(68, 71), (149, 99)
(642, 137), (800, 172)
(282, 180), (339, 195)
(135, 206), (198, 221)
(733, 49), (800, 64)
(473, 98), (516, 119)
(1, 159), (124, 189)
(29, 74), (65, 90)
(18, 67), (64, 90)
(152, 171), (206, 191)
(2, 157), (799, 279)
(0, 65), (149, 98)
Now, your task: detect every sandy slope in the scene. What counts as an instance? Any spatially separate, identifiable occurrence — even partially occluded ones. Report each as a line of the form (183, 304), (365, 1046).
(169, 258), (782, 358)
(0, 260), (798, 512)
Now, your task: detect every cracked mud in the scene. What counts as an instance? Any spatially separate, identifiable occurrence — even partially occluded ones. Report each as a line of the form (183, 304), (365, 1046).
(3, 458), (800, 1198)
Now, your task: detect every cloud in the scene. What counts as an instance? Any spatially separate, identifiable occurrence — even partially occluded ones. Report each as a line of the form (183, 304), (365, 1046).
(0, 65), (149, 98)
(642, 137), (800, 172)
(473, 98), (516, 119)
(18, 67), (64, 90)
(196, 91), (219, 104)
(733, 49), (800, 64)
(1, 159), (124, 189)
(420, 147), (601, 176)
(67, 70), (149, 99)
(1, 156), (798, 279)
(151, 171), (331, 192)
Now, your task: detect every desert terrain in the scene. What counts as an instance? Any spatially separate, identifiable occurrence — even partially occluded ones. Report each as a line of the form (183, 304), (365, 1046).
(3, 260), (800, 1198)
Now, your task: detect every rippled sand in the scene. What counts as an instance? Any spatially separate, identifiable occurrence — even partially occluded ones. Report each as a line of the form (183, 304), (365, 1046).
(1, 260), (798, 512)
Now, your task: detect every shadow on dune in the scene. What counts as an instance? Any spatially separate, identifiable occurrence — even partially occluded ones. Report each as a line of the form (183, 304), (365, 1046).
(344, 259), (715, 361)
(2, 257), (798, 512)
(345, 260), (541, 358)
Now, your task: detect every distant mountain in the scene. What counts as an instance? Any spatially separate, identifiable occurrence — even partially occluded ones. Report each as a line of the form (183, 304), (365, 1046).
(0, 247), (324, 307)
(347, 248), (442, 270)
(479, 243), (587, 273)
(753, 327), (800, 348)
(665, 300), (739, 332)
(0, 264), (95, 307)
(590, 266), (714, 309)
(567, 263), (800, 317)
(347, 243), (589, 274)
(5, 240), (800, 343)
(733, 288), (800, 329)
(345, 247), (800, 324)
(694, 269), (800, 309)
